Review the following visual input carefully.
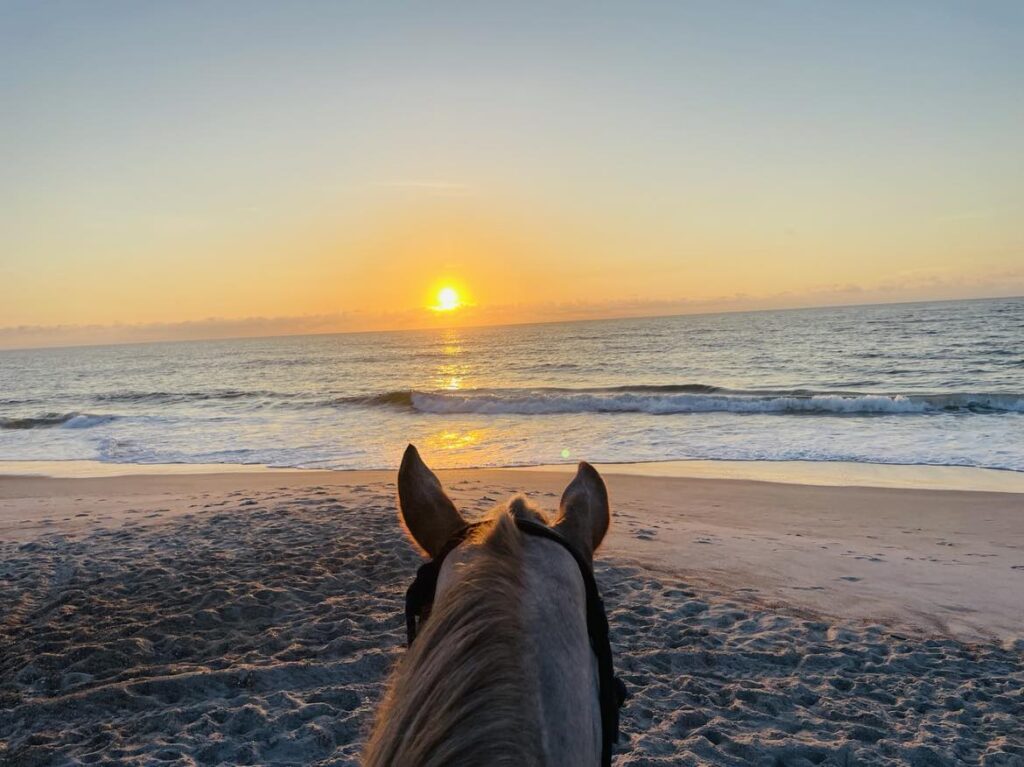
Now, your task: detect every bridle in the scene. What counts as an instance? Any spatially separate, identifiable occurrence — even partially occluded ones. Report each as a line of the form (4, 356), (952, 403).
(404, 517), (627, 767)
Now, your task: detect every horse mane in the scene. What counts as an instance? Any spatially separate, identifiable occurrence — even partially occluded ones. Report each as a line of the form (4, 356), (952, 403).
(363, 501), (548, 766)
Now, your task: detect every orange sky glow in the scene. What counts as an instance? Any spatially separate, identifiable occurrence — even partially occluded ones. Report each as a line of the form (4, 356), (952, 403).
(1, 3), (1021, 349)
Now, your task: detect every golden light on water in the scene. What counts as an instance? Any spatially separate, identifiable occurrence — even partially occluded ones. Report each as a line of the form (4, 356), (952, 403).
(435, 328), (468, 390)
(427, 429), (481, 451)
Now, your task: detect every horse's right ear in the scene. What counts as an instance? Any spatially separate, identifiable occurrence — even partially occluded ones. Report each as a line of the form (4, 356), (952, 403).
(397, 444), (465, 558)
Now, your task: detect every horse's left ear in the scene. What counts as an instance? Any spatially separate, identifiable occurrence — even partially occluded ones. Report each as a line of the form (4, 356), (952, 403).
(397, 444), (466, 558)
(554, 462), (610, 563)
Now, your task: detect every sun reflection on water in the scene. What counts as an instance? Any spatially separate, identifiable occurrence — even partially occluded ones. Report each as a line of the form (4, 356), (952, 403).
(427, 429), (482, 451)
(434, 329), (469, 390)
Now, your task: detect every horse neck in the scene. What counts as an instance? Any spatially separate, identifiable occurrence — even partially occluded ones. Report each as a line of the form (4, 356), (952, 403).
(364, 515), (541, 766)
(519, 535), (603, 766)
(364, 518), (601, 766)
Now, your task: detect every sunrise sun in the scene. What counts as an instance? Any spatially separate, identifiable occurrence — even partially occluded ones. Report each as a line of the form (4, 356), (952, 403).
(433, 286), (462, 312)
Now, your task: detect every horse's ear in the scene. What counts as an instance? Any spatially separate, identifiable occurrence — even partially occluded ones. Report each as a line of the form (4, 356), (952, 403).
(554, 462), (610, 563)
(397, 444), (465, 558)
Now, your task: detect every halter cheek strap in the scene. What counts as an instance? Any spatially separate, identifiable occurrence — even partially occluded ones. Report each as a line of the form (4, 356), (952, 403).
(404, 523), (474, 646)
(403, 519), (627, 767)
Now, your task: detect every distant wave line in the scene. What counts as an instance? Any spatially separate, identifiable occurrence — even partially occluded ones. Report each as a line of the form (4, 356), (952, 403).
(6, 385), (1024, 426)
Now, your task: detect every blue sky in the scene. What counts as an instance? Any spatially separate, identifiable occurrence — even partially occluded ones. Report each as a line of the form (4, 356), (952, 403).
(2, 1), (1022, 346)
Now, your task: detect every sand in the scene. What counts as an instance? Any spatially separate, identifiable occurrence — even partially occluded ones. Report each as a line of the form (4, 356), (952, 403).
(2, 468), (1023, 765)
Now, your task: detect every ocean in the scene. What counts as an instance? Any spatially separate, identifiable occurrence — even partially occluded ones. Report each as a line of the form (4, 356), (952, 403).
(1, 297), (1022, 473)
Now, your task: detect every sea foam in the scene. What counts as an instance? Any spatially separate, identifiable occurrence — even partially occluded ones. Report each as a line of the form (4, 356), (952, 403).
(349, 387), (1024, 416)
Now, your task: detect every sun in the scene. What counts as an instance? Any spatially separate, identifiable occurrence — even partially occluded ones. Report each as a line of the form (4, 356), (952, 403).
(433, 286), (462, 312)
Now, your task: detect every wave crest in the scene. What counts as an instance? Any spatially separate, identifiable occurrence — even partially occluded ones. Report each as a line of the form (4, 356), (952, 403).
(0, 412), (117, 430)
(340, 387), (1024, 416)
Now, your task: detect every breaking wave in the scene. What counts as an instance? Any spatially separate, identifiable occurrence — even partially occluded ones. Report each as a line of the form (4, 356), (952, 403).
(0, 412), (117, 430)
(338, 386), (1024, 416)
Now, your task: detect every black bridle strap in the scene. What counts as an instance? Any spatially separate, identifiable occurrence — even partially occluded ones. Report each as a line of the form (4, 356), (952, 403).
(404, 523), (476, 645)
(403, 518), (626, 767)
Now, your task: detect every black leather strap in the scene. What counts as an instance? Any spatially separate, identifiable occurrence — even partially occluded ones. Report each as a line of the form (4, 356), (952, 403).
(404, 523), (476, 645)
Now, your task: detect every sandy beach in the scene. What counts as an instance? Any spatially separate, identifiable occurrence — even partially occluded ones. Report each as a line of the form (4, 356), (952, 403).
(2, 467), (1023, 765)
(7, 1), (1023, 763)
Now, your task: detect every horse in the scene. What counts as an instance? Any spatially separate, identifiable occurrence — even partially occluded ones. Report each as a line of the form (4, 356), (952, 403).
(363, 444), (619, 766)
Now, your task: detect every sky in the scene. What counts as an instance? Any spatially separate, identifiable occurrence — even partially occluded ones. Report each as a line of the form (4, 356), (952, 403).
(1, 1), (1022, 348)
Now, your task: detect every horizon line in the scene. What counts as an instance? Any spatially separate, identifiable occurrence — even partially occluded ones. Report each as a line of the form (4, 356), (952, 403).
(1, 293), (1020, 354)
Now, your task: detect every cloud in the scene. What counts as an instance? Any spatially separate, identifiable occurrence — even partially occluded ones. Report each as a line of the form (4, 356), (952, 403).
(2, 268), (1021, 351)
(0, 311), (409, 351)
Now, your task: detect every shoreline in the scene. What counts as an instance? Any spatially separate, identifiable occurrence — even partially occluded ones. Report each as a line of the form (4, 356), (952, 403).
(3, 456), (1024, 492)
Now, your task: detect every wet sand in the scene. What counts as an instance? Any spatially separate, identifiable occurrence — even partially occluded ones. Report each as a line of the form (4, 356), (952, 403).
(2, 468), (1022, 765)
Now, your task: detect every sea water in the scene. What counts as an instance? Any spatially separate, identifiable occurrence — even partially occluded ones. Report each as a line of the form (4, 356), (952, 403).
(1, 297), (1022, 472)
